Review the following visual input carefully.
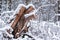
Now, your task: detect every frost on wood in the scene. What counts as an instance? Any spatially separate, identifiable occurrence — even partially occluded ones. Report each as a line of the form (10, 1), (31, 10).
(0, 0), (60, 40)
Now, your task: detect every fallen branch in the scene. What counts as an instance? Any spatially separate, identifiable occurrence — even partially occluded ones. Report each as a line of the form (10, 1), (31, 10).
(12, 6), (35, 38)
(7, 6), (35, 38)
(11, 6), (26, 29)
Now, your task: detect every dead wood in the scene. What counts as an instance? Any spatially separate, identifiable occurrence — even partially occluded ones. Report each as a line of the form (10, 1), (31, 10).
(7, 6), (36, 38)
(11, 6), (26, 29)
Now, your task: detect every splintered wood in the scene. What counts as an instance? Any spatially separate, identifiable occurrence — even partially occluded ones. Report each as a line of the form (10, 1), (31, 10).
(10, 6), (36, 38)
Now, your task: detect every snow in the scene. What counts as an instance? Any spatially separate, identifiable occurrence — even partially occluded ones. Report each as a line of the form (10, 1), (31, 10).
(0, 0), (59, 40)
(24, 10), (36, 18)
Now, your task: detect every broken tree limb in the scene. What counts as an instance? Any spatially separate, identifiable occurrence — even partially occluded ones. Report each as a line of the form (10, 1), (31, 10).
(12, 8), (35, 38)
(11, 6), (26, 29)
(11, 6), (34, 30)
(13, 15), (35, 38)
(12, 6), (35, 29)
(7, 6), (35, 38)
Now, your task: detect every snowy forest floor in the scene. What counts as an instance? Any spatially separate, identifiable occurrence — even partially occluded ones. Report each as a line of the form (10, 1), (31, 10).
(0, 0), (60, 40)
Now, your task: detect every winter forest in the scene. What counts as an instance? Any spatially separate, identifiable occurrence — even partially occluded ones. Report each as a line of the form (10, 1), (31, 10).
(0, 0), (60, 40)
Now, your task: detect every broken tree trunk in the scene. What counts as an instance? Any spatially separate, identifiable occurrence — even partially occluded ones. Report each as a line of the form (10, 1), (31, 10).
(11, 6), (34, 30)
(12, 6), (35, 38)
(11, 6), (26, 29)
(7, 6), (35, 38)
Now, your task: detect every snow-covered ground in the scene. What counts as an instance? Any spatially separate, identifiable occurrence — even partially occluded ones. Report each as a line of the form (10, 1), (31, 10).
(0, 0), (60, 40)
